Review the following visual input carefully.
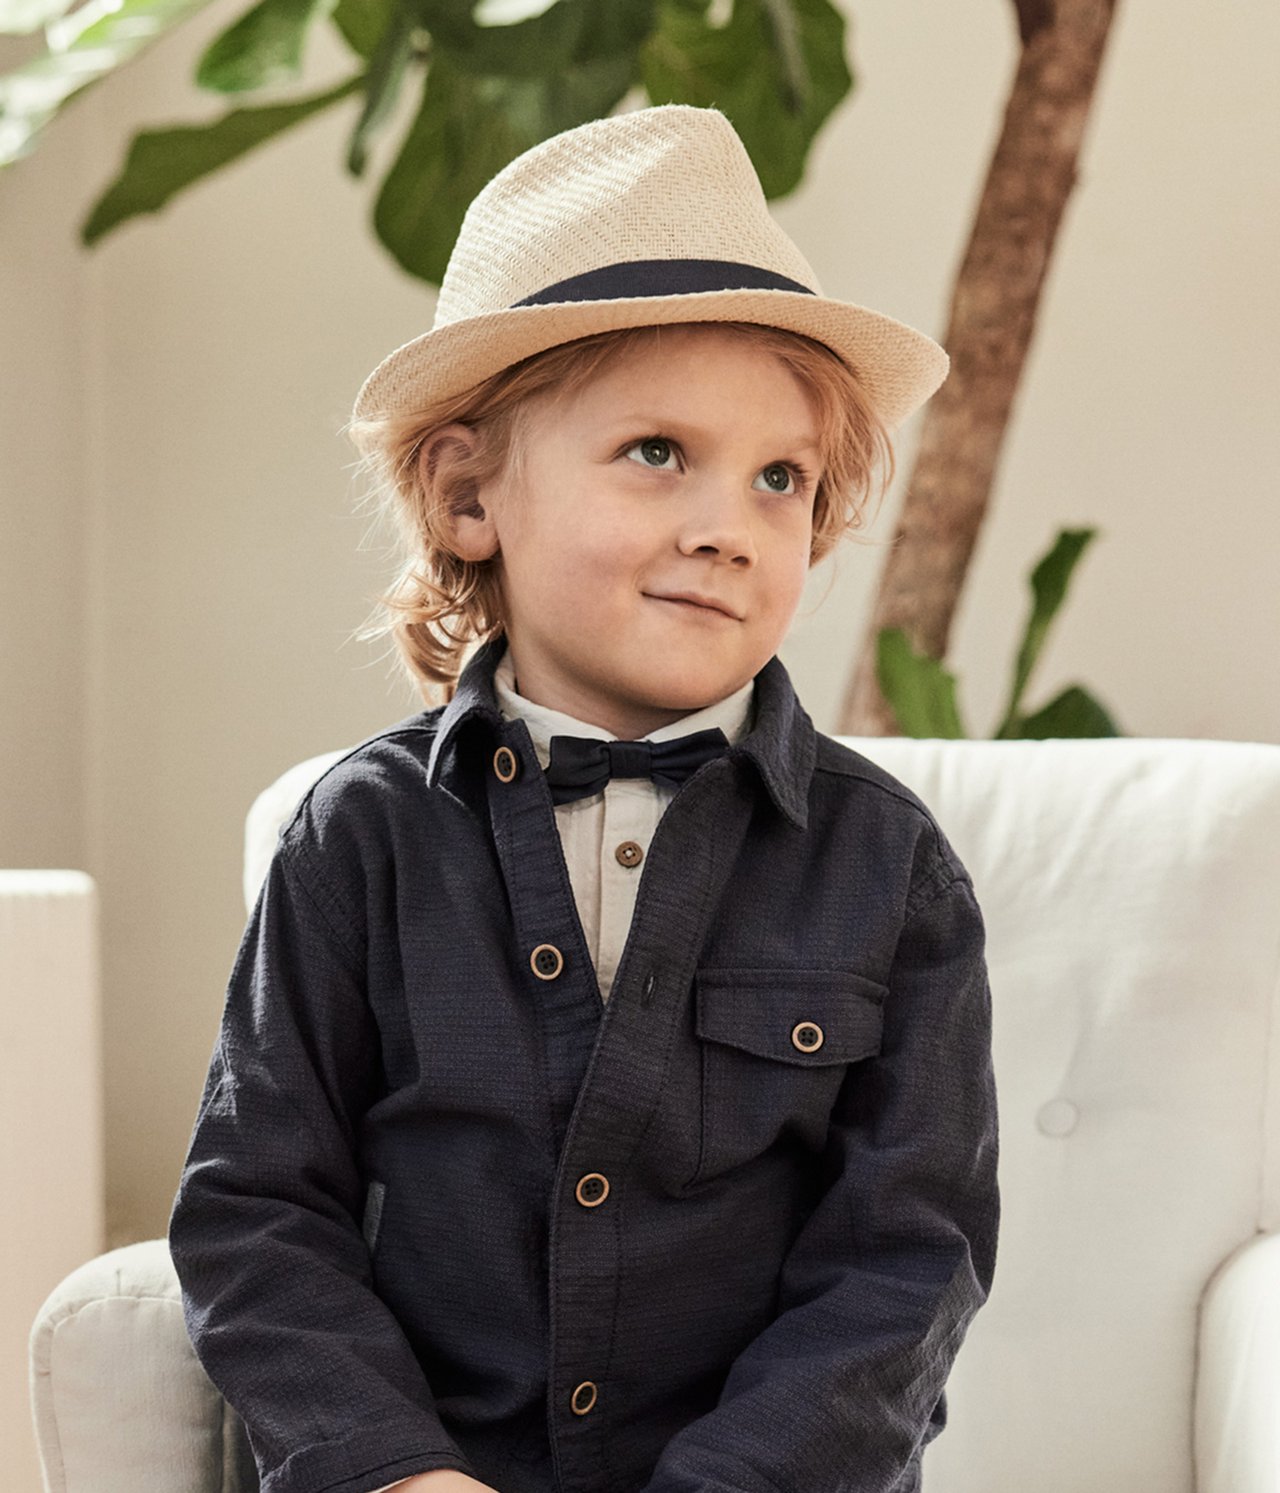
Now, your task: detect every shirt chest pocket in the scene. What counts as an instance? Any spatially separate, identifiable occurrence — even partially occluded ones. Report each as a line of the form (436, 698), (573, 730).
(687, 967), (887, 1188)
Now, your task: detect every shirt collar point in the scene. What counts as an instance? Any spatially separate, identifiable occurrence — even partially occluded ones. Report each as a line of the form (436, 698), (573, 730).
(427, 634), (510, 784)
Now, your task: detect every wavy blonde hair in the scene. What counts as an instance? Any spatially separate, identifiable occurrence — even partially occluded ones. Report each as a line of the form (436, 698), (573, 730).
(343, 321), (896, 705)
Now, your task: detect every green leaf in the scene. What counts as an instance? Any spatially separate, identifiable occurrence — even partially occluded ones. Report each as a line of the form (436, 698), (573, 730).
(80, 70), (364, 243)
(876, 627), (967, 739)
(373, 57), (520, 287)
(415, 0), (656, 80)
(345, 0), (415, 175)
(639, 0), (851, 198)
(1004, 684), (1122, 739)
(0, 0), (213, 167)
(372, 44), (634, 285)
(194, 0), (339, 93)
(0, 0), (78, 36)
(331, 0), (402, 61)
(759, 0), (811, 114)
(993, 525), (1097, 736)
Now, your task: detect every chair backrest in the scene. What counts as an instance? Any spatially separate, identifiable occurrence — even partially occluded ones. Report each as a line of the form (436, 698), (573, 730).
(244, 735), (1280, 1493)
(836, 736), (1280, 1493)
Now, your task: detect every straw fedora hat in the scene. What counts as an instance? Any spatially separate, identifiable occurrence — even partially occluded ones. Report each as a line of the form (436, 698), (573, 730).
(352, 103), (949, 433)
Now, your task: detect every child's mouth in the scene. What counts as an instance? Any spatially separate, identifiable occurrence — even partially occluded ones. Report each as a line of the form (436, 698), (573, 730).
(647, 594), (739, 620)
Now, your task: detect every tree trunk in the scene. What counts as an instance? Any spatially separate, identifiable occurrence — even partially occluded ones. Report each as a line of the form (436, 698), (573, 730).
(839, 0), (1120, 735)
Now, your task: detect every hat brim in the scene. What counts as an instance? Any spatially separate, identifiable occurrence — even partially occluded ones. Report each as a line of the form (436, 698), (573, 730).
(351, 288), (948, 434)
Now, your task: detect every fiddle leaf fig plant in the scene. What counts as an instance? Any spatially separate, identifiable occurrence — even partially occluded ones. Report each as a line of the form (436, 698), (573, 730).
(877, 526), (1122, 739)
(2, 0), (1125, 742)
(0, 0), (852, 286)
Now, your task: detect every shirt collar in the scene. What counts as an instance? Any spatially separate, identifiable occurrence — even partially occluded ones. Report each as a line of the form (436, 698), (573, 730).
(425, 634), (814, 831)
(490, 645), (756, 770)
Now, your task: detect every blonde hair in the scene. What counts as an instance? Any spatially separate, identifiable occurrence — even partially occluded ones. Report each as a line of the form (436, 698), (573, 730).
(344, 321), (896, 705)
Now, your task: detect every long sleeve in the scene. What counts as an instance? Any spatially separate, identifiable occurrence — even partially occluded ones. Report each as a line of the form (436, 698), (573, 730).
(167, 827), (477, 1493)
(638, 872), (1001, 1493)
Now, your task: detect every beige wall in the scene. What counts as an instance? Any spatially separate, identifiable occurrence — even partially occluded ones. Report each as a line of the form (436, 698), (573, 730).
(2, 0), (1277, 1255)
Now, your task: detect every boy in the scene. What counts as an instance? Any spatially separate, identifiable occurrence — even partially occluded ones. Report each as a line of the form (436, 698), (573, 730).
(169, 105), (1000, 1493)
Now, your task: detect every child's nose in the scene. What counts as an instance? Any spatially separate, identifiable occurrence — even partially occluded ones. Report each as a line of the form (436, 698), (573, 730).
(676, 476), (758, 567)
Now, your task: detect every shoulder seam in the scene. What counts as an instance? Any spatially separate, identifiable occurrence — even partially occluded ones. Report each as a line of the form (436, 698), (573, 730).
(812, 747), (972, 914)
(277, 834), (364, 969)
(279, 715), (444, 839)
(813, 757), (939, 821)
(906, 866), (974, 923)
(812, 751), (955, 854)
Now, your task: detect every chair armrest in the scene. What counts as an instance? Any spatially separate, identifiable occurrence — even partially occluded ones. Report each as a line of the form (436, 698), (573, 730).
(1195, 1231), (1280, 1493)
(29, 1238), (256, 1493)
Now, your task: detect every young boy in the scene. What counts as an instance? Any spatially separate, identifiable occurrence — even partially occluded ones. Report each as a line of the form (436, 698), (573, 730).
(169, 105), (1000, 1493)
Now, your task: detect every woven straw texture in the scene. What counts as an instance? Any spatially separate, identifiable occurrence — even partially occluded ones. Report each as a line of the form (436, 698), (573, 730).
(353, 105), (949, 432)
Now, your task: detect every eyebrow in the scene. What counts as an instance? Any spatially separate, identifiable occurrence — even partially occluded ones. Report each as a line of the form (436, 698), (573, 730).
(605, 413), (822, 459)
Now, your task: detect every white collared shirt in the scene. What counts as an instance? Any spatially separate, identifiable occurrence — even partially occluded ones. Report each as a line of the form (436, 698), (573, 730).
(491, 646), (756, 1004)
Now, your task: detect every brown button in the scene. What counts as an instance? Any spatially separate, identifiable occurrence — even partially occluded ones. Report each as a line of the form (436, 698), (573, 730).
(791, 1020), (824, 1053)
(575, 1172), (609, 1207)
(530, 943), (564, 980)
(493, 746), (519, 783)
(614, 839), (644, 869)
(570, 1381), (598, 1415)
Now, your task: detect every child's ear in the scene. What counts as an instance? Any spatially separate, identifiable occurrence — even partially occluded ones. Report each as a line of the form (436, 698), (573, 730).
(418, 422), (500, 562)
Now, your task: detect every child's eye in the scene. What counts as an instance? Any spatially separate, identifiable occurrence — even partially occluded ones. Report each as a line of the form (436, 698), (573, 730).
(753, 462), (801, 495)
(624, 437), (680, 471)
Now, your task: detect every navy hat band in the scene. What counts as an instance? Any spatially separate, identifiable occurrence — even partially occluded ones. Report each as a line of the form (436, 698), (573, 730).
(512, 258), (815, 307)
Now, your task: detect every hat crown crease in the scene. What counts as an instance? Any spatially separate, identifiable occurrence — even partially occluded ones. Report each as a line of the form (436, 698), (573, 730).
(435, 105), (820, 329)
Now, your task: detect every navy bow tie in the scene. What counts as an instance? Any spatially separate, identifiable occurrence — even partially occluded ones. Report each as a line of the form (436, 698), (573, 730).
(544, 728), (731, 805)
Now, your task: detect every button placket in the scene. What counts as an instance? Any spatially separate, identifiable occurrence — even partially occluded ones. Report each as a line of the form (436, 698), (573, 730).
(544, 770), (755, 1493)
(483, 722), (605, 1163)
(596, 779), (655, 1003)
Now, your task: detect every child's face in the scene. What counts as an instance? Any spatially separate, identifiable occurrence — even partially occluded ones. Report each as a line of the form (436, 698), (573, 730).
(464, 325), (822, 738)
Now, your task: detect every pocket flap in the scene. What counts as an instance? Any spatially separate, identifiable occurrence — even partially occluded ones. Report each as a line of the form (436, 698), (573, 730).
(694, 968), (887, 1065)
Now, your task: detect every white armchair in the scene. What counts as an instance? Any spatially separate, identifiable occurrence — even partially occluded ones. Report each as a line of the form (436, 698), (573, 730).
(28, 737), (1280, 1493)
(3, 870), (103, 1493)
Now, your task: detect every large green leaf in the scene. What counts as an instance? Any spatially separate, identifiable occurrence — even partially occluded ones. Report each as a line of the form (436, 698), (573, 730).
(373, 45), (635, 285)
(412, 0), (655, 78)
(994, 525), (1097, 735)
(332, 0), (402, 61)
(80, 70), (364, 243)
(876, 627), (967, 739)
(0, 0), (212, 166)
(639, 0), (851, 198)
(1003, 684), (1121, 739)
(194, 0), (339, 93)
(345, 0), (416, 176)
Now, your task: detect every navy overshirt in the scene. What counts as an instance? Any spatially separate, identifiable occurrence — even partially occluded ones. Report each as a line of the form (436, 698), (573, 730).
(168, 634), (1000, 1493)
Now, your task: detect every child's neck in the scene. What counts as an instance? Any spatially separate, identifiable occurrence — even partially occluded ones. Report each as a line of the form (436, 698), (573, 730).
(499, 647), (731, 740)
(514, 683), (700, 741)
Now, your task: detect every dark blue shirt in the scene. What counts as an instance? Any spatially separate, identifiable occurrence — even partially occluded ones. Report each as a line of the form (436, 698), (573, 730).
(168, 634), (1000, 1493)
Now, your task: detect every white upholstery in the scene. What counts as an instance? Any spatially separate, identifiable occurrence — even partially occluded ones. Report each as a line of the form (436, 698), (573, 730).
(1, 870), (103, 1493)
(27, 736), (1280, 1493)
(843, 737), (1280, 1493)
(1196, 1231), (1280, 1489)
(29, 1240), (255, 1493)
